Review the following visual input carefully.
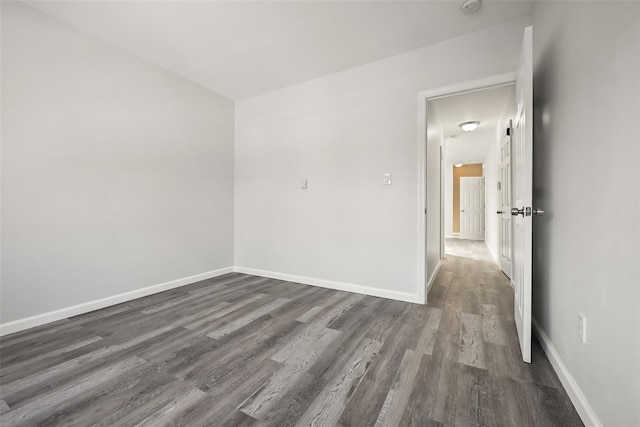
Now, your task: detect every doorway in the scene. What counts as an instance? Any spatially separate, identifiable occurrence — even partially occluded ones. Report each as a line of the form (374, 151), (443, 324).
(420, 27), (534, 364)
(460, 176), (485, 240)
(418, 74), (516, 303)
(428, 83), (515, 260)
(454, 165), (484, 239)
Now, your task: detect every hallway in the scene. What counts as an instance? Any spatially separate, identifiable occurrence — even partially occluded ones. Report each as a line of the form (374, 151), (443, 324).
(427, 238), (583, 425)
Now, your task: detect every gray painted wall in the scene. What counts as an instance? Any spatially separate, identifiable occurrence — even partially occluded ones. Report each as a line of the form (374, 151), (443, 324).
(531, 2), (640, 425)
(234, 18), (529, 300)
(1, 2), (235, 323)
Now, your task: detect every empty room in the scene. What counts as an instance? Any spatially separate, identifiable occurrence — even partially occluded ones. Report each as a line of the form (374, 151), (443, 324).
(1, 1), (638, 426)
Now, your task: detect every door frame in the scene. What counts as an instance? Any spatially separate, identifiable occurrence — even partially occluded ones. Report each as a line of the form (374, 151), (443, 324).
(417, 72), (516, 304)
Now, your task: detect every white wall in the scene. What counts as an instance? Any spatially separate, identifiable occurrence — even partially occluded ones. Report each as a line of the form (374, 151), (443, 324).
(235, 18), (529, 300)
(483, 149), (499, 262)
(425, 101), (443, 290)
(531, 2), (639, 426)
(1, 2), (235, 325)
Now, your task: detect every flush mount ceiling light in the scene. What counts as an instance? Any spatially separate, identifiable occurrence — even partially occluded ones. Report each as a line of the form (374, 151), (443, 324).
(459, 121), (480, 132)
(461, 0), (481, 14)
(454, 164), (463, 168)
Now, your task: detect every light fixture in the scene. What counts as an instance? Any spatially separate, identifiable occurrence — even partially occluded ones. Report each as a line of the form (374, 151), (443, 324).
(459, 121), (480, 132)
(454, 164), (463, 168)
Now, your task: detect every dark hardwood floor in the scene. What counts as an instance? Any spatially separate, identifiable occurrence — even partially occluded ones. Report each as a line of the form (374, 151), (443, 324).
(0, 241), (583, 426)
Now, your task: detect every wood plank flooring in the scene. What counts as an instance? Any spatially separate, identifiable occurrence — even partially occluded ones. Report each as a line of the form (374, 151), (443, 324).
(0, 241), (583, 426)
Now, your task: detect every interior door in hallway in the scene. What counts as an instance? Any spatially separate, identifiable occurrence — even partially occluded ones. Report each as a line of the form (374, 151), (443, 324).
(499, 126), (513, 278)
(512, 25), (534, 363)
(460, 176), (485, 240)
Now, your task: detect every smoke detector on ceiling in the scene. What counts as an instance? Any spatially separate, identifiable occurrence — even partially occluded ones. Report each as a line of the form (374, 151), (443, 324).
(461, 0), (481, 14)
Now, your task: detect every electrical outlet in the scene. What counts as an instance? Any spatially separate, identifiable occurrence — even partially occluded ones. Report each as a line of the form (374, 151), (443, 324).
(578, 313), (587, 343)
(243, 234), (249, 245)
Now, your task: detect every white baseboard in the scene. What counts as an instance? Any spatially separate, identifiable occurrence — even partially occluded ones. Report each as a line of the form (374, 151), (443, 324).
(1, 265), (426, 336)
(233, 266), (421, 304)
(426, 260), (442, 296)
(484, 241), (501, 267)
(0, 267), (234, 336)
(532, 318), (602, 427)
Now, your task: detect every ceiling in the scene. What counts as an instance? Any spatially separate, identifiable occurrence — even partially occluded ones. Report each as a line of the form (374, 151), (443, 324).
(24, 0), (534, 100)
(430, 84), (515, 165)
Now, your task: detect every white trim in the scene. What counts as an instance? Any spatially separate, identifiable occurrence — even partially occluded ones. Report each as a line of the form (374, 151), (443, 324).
(532, 318), (602, 427)
(426, 259), (442, 295)
(418, 72), (516, 103)
(0, 267), (234, 336)
(484, 240), (501, 267)
(234, 266), (422, 304)
(417, 72), (516, 306)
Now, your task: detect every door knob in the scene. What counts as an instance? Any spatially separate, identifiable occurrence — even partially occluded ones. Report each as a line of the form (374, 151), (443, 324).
(511, 207), (544, 217)
(497, 210), (503, 214)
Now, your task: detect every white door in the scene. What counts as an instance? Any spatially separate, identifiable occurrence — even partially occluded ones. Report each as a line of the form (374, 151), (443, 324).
(460, 177), (485, 240)
(499, 125), (513, 278)
(512, 26), (535, 363)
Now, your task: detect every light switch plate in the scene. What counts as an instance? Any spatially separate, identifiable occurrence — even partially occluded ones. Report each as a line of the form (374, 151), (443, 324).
(301, 179), (308, 189)
(383, 173), (392, 185)
(578, 313), (587, 343)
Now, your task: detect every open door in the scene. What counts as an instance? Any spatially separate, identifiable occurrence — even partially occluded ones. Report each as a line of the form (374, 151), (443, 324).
(512, 26), (543, 363)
